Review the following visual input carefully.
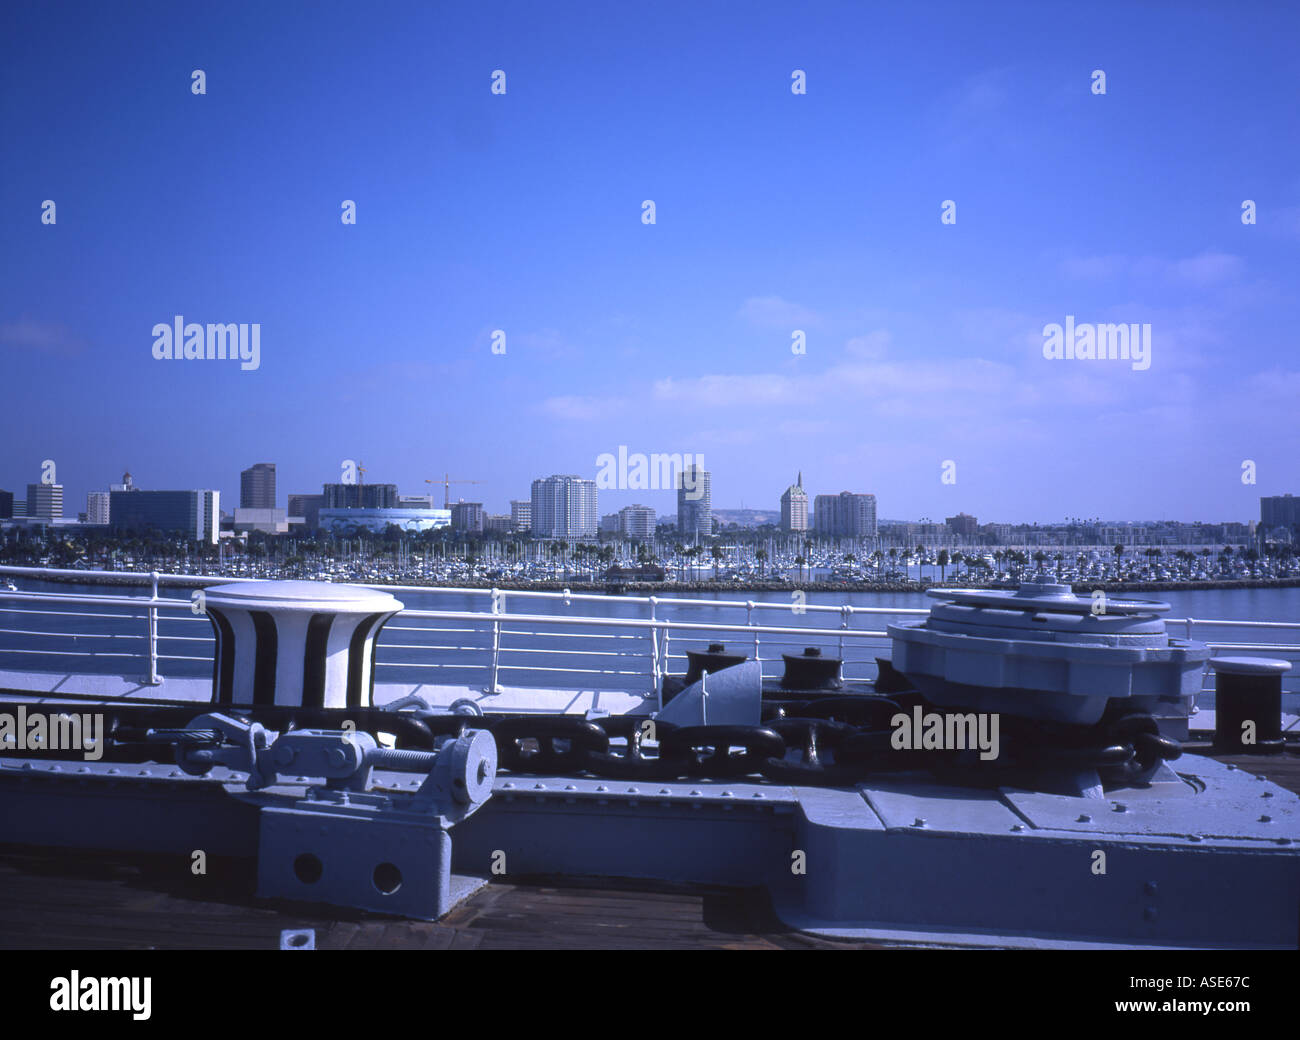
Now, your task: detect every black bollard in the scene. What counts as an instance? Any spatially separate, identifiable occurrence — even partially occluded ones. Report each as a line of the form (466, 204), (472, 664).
(1210, 657), (1290, 755)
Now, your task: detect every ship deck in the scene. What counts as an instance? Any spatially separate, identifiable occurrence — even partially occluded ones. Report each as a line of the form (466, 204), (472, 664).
(3, 741), (1297, 951)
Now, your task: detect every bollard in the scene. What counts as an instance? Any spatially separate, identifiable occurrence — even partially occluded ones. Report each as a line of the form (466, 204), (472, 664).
(200, 580), (403, 709)
(1210, 657), (1291, 755)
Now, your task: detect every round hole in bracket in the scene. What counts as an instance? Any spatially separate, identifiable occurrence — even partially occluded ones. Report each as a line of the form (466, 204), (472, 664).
(373, 862), (402, 895)
(293, 853), (323, 885)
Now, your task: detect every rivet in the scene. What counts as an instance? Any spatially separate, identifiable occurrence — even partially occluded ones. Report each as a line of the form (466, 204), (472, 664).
(1259, 814), (1272, 823)
(1077, 813), (1092, 823)
(1010, 823), (1024, 832)
(913, 817), (926, 827)
(1112, 803), (1127, 813)
(1143, 881), (1158, 896)
(1143, 906), (1158, 922)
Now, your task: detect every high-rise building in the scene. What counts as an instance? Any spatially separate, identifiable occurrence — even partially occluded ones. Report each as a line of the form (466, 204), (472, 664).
(86, 491), (111, 525)
(1261, 495), (1300, 531)
(322, 483), (399, 509)
(287, 493), (325, 531)
(619, 504), (656, 539)
(110, 489), (219, 543)
(946, 512), (978, 538)
(676, 465), (712, 537)
(240, 463), (276, 509)
(813, 492), (877, 538)
(0, 490), (12, 519)
(780, 473), (809, 532)
(511, 500), (532, 533)
(26, 482), (63, 522)
(530, 476), (598, 538)
(450, 501), (485, 534)
(484, 514), (515, 534)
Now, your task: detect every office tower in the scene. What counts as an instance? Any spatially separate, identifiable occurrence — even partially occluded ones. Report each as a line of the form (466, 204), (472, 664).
(26, 482), (63, 521)
(109, 489), (220, 543)
(240, 463), (276, 509)
(676, 465), (711, 537)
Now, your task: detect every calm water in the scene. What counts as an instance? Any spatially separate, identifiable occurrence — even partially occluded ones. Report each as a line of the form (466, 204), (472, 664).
(2, 579), (1297, 693)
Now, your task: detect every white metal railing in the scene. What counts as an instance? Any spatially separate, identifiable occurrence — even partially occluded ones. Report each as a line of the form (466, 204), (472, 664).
(0, 565), (1297, 702)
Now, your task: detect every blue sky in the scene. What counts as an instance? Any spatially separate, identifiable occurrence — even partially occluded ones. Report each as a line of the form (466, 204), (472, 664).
(2, 0), (1298, 524)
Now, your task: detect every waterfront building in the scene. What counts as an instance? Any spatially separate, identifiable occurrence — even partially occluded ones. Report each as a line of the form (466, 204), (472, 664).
(110, 489), (219, 543)
(511, 500), (532, 533)
(780, 474), (809, 533)
(450, 501), (485, 534)
(240, 463), (276, 509)
(322, 482), (399, 509)
(946, 512), (978, 538)
(1261, 495), (1299, 533)
(398, 494), (435, 509)
(316, 507), (450, 535)
(813, 491), (877, 538)
(86, 491), (110, 525)
(484, 514), (515, 534)
(287, 493), (325, 531)
(600, 513), (622, 535)
(25, 483), (64, 522)
(530, 476), (598, 538)
(677, 465), (712, 537)
(619, 504), (657, 539)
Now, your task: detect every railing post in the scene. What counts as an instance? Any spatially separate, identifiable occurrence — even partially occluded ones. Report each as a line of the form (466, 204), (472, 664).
(487, 587), (502, 695)
(147, 570), (161, 685)
(649, 597), (661, 708)
(840, 604), (850, 662)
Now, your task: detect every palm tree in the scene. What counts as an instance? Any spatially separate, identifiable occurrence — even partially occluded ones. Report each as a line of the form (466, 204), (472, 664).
(937, 549), (949, 582)
(755, 547), (768, 577)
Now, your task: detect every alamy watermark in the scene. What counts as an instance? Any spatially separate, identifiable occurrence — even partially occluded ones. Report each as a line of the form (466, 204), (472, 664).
(595, 447), (706, 499)
(891, 707), (1000, 760)
(1043, 316), (1151, 371)
(0, 708), (105, 760)
(151, 315), (261, 370)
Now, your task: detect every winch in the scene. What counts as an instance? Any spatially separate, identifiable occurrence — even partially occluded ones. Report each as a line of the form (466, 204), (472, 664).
(888, 582), (1210, 733)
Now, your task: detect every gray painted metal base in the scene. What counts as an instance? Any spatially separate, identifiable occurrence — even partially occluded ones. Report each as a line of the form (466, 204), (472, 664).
(3, 752), (1297, 948)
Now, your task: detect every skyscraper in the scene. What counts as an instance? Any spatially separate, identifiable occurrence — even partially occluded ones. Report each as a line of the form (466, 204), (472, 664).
(677, 464), (712, 537)
(511, 500), (532, 533)
(26, 482), (63, 522)
(240, 463), (276, 509)
(451, 501), (486, 534)
(86, 491), (111, 525)
(530, 476), (598, 538)
(109, 489), (220, 543)
(780, 473), (809, 532)
(322, 482), (399, 509)
(813, 492), (877, 538)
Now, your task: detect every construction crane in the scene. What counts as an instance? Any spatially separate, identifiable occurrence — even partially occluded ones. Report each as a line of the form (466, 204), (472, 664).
(426, 474), (482, 509)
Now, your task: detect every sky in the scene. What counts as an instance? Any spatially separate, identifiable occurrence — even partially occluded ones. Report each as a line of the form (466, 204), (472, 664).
(2, 0), (1298, 525)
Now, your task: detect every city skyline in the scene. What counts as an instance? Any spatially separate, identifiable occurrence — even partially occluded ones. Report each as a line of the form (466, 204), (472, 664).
(0, 453), (1287, 530)
(3, 3), (1299, 527)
